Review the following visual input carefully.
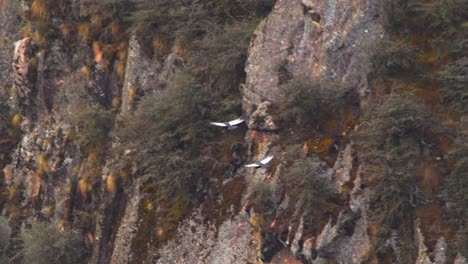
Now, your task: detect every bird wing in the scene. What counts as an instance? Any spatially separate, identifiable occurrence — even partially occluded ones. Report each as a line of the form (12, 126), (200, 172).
(210, 121), (228, 127)
(228, 117), (245, 126)
(259, 155), (274, 165)
(244, 163), (260, 168)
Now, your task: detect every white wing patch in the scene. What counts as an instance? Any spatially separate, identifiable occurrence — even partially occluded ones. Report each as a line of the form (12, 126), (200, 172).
(209, 122), (228, 127)
(244, 163), (260, 168)
(259, 155), (274, 165)
(244, 154), (275, 168)
(209, 117), (244, 127)
(228, 118), (245, 126)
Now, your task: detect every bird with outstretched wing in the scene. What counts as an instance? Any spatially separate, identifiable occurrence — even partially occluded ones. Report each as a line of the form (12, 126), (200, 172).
(244, 154), (275, 168)
(209, 117), (245, 129)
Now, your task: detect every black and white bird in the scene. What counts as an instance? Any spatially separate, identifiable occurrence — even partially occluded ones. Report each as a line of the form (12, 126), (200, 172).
(209, 117), (245, 130)
(244, 154), (275, 168)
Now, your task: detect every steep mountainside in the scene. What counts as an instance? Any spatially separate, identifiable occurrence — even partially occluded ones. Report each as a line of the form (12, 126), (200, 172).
(0, 0), (466, 263)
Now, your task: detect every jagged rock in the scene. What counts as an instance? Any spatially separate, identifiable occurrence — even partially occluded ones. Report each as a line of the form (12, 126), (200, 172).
(110, 178), (144, 264)
(413, 220), (463, 264)
(0, 216), (11, 253)
(244, 0), (383, 114)
(0, 1), (24, 99)
(241, 1), (384, 261)
(414, 220), (445, 264)
(415, 220), (433, 264)
(332, 144), (353, 190)
(290, 216), (304, 255)
(156, 215), (257, 264)
(121, 35), (183, 114)
(120, 35), (161, 114)
(247, 101), (279, 131)
(434, 237), (447, 264)
(12, 37), (34, 107)
(455, 254), (468, 264)
(205, 216), (258, 264)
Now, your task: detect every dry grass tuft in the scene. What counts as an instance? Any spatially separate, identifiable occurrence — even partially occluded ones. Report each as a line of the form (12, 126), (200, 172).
(31, 0), (49, 21)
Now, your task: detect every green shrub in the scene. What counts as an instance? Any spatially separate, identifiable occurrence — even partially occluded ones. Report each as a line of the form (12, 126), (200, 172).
(84, 0), (135, 19)
(355, 94), (431, 150)
(444, 158), (468, 225)
(461, 227), (468, 259)
(128, 0), (268, 39)
(370, 37), (417, 78)
(276, 78), (322, 127)
(0, 100), (17, 136)
(437, 60), (468, 113)
(13, 221), (88, 264)
(353, 94), (433, 259)
(118, 70), (214, 199)
(248, 181), (275, 218)
(405, 0), (468, 29)
(384, 0), (467, 31)
(0, 217), (11, 261)
(279, 146), (335, 233)
(443, 132), (468, 229)
(72, 106), (114, 153)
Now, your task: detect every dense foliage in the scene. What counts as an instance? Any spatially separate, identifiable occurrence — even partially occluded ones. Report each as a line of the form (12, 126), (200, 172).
(353, 95), (434, 261)
(437, 60), (468, 114)
(276, 79), (322, 127)
(280, 146), (335, 233)
(72, 106), (114, 154)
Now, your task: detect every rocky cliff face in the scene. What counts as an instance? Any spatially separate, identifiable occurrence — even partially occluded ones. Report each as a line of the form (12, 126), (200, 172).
(0, 0), (466, 263)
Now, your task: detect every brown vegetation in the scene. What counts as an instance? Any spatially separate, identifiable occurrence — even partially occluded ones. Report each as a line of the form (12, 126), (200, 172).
(13, 221), (89, 264)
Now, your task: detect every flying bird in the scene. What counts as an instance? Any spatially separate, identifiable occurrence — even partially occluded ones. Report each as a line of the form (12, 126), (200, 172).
(209, 117), (245, 130)
(244, 154), (275, 168)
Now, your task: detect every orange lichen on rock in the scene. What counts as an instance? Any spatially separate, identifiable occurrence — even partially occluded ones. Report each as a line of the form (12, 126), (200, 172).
(43, 204), (54, 217)
(78, 178), (89, 197)
(305, 136), (334, 155)
(92, 41), (103, 64)
(8, 185), (19, 201)
(0, 0), (8, 10)
(80, 65), (91, 80)
(31, 0), (49, 21)
(3, 166), (12, 185)
(106, 173), (118, 194)
(36, 154), (49, 177)
(110, 22), (120, 38)
(12, 113), (22, 127)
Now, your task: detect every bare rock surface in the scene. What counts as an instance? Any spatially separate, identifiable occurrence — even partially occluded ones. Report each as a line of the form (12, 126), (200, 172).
(156, 215), (257, 264)
(0, 1), (23, 98)
(110, 178), (144, 264)
(244, 0), (383, 114)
